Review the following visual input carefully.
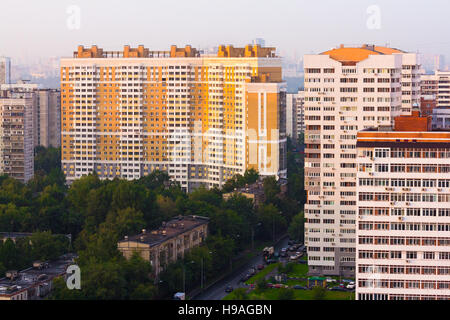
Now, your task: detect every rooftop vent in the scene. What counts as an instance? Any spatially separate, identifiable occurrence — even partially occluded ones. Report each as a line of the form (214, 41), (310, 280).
(6, 270), (18, 280)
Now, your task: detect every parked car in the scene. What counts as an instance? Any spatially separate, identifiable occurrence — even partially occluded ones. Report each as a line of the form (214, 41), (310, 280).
(257, 264), (265, 270)
(248, 268), (256, 276)
(240, 274), (251, 282)
(225, 285), (234, 293)
(326, 278), (336, 283)
(281, 248), (288, 253)
(330, 286), (347, 292)
(266, 259), (277, 264)
(293, 285), (308, 290)
(173, 292), (185, 300)
(280, 252), (288, 258)
(346, 282), (355, 289)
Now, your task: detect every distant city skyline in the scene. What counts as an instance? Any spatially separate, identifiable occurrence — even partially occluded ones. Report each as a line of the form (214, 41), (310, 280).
(0, 0), (449, 65)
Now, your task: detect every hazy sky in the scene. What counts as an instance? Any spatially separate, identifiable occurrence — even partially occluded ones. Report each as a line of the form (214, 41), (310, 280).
(0, 0), (449, 62)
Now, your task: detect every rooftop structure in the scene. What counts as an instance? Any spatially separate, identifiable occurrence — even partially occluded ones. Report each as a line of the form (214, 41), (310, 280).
(0, 254), (76, 300)
(0, 232), (33, 243)
(120, 215), (209, 247)
(118, 215), (209, 277)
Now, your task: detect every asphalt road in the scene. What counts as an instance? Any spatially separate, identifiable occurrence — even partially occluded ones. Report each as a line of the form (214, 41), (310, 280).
(193, 236), (290, 300)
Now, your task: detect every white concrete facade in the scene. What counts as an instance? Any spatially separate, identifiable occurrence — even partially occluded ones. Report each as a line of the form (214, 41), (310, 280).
(304, 52), (404, 277)
(356, 132), (450, 300)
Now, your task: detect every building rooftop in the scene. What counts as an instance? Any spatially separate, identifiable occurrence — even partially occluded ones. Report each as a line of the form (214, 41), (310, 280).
(0, 232), (33, 240)
(321, 44), (404, 64)
(73, 44), (277, 59)
(118, 215), (209, 247)
(0, 253), (77, 298)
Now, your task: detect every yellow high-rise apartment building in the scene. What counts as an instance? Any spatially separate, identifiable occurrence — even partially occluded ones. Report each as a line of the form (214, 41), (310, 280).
(61, 45), (287, 190)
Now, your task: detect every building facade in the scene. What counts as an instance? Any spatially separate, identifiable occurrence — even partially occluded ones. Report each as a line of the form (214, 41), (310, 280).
(356, 116), (450, 300)
(296, 90), (305, 135)
(1, 81), (61, 148)
(0, 57), (11, 85)
(61, 45), (287, 191)
(304, 44), (420, 277)
(117, 215), (209, 277)
(0, 90), (34, 183)
(36, 89), (61, 148)
(420, 95), (436, 117)
(286, 93), (298, 139)
(421, 71), (450, 109)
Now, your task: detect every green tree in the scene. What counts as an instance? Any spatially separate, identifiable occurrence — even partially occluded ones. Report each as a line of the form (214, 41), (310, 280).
(257, 204), (287, 241)
(34, 146), (61, 175)
(256, 278), (268, 291)
(28, 231), (70, 261)
(0, 261), (6, 278)
(288, 212), (305, 243)
(232, 288), (249, 300)
(312, 286), (326, 300)
(263, 176), (281, 205)
(278, 288), (295, 300)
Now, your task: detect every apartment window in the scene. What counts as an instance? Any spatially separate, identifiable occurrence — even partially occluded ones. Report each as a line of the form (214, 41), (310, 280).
(423, 252), (435, 260)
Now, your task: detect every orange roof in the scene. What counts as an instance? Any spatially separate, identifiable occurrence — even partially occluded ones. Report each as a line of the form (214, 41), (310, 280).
(321, 47), (381, 63)
(321, 45), (404, 63)
(374, 46), (404, 54)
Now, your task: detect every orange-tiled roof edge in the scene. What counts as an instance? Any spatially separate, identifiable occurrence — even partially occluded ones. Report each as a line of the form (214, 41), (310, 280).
(321, 44), (405, 64)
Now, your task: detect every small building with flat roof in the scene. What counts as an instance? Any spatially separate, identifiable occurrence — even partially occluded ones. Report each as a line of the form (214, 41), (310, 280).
(117, 215), (209, 277)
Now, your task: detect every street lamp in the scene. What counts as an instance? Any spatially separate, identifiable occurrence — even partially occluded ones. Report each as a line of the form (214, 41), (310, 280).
(200, 251), (213, 292)
(251, 223), (262, 250)
(183, 260), (195, 293)
(230, 235), (240, 271)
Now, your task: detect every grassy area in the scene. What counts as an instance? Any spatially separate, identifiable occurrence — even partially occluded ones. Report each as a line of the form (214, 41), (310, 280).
(224, 258), (356, 300)
(224, 288), (355, 300)
(246, 263), (281, 284)
(286, 263), (309, 278)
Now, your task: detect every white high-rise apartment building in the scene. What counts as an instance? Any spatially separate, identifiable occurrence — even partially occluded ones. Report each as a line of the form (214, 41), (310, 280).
(304, 44), (421, 277)
(296, 90), (305, 135)
(400, 53), (421, 115)
(1, 81), (61, 148)
(0, 57), (11, 85)
(356, 114), (450, 300)
(421, 71), (450, 108)
(0, 90), (34, 183)
(286, 93), (298, 139)
(61, 45), (287, 190)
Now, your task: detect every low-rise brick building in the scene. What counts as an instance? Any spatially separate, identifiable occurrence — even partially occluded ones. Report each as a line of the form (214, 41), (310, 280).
(117, 215), (209, 277)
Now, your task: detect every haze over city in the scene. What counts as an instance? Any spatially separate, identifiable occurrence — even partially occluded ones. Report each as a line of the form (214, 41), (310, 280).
(0, 0), (449, 62)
